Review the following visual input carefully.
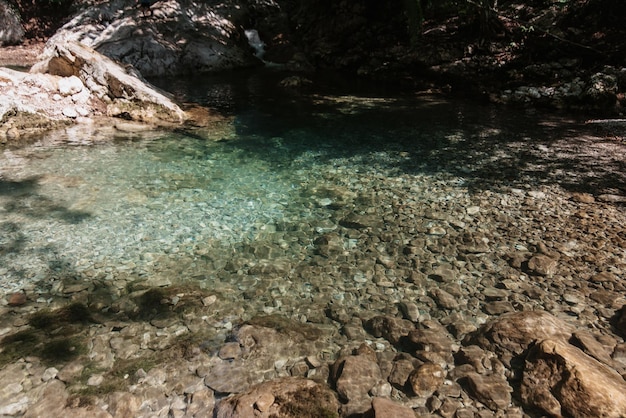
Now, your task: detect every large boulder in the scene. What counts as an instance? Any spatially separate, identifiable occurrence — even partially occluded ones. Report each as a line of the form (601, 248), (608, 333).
(31, 41), (185, 123)
(466, 310), (575, 368)
(521, 339), (626, 418)
(39, 0), (263, 77)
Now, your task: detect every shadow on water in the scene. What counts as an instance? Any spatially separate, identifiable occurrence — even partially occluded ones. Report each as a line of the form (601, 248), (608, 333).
(153, 69), (626, 197)
(0, 176), (92, 274)
(0, 177), (92, 223)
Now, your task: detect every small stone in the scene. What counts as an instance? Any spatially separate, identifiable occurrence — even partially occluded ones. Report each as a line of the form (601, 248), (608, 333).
(483, 301), (515, 315)
(58, 75), (84, 96)
(218, 342), (242, 360)
(42, 367), (59, 382)
(527, 254), (558, 277)
(571, 192), (595, 203)
(466, 206), (480, 215)
(428, 226), (447, 236)
(87, 374), (104, 386)
(62, 107), (78, 118)
(430, 288), (459, 310)
(399, 301), (420, 322)
(7, 292), (27, 306)
(202, 295), (217, 306)
(369, 381), (392, 397)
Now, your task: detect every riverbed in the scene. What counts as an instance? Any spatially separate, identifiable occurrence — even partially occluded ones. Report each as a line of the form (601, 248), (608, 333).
(0, 70), (625, 417)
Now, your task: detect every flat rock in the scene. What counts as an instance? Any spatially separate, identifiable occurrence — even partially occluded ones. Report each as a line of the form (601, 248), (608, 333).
(465, 372), (512, 411)
(521, 339), (626, 417)
(371, 397), (415, 418)
(333, 353), (382, 402)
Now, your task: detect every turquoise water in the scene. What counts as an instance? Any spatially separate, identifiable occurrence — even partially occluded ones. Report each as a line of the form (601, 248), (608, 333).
(1, 71), (620, 325)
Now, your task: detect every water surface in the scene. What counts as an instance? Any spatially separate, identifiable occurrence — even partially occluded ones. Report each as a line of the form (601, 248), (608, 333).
(1, 70), (623, 325)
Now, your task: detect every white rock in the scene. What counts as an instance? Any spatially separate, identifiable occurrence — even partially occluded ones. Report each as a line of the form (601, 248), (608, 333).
(62, 107), (79, 118)
(0, 396), (29, 415)
(87, 374), (104, 386)
(58, 75), (84, 96)
(42, 367), (59, 382)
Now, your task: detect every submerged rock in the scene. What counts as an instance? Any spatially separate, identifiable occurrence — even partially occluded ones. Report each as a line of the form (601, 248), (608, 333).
(214, 377), (339, 418)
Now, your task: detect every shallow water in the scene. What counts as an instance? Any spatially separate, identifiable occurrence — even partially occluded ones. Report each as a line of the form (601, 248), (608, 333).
(1, 70), (624, 324)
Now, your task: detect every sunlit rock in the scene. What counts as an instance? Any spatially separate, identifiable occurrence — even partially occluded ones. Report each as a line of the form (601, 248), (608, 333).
(466, 310), (575, 368)
(39, 0), (261, 77)
(32, 41), (185, 124)
(521, 338), (626, 417)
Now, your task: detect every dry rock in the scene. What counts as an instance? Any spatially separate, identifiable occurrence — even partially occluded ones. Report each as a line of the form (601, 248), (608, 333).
(465, 372), (512, 411)
(527, 254), (558, 277)
(371, 397), (416, 418)
(408, 363), (445, 398)
(521, 338), (626, 417)
(467, 310), (575, 367)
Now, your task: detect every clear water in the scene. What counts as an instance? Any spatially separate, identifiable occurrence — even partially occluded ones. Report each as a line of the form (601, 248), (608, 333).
(1, 70), (621, 324)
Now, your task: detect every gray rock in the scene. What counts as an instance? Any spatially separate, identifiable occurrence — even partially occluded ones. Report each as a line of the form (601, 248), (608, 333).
(0, 0), (24, 46)
(32, 41), (185, 123)
(39, 0), (260, 77)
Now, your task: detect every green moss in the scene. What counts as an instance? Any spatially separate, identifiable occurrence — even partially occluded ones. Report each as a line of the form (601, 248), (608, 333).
(29, 302), (93, 329)
(247, 314), (322, 341)
(0, 329), (41, 366)
(40, 337), (85, 363)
